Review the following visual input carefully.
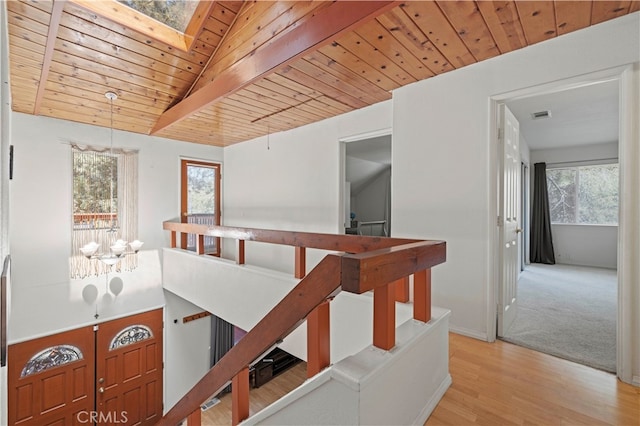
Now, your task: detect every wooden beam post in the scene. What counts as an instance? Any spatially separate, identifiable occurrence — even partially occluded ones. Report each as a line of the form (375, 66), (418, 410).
(307, 300), (330, 377)
(231, 367), (250, 426)
(373, 282), (396, 350)
(180, 232), (187, 250)
(394, 276), (410, 303)
(196, 234), (205, 255)
(413, 269), (432, 323)
(34, 0), (65, 115)
(237, 240), (245, 265)
(150, 1), (399, 134)
(187, 408), (201, 426)
(170, 231), (177, 248)
(295, 246), (306, 279)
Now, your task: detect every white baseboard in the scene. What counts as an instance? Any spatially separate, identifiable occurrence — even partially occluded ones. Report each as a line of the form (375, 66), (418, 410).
(413, 373), (452, 425)
(449, 325), (488, 341)
(632, 375), (640, 387)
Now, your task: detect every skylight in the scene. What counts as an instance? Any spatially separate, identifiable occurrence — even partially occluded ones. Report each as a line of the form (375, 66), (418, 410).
(117, 0), (199, 32)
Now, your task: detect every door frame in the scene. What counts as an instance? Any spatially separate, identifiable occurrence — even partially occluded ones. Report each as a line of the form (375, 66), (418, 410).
(180, 159), (222, 255)
(487, 65), (638, 384)
(520, 162), (530, 273)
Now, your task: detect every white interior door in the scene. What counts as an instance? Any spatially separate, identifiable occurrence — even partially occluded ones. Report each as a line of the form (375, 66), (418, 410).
(498, 105), (521, 337)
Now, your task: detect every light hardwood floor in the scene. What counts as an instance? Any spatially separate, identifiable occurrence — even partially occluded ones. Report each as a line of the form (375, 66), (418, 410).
(199, 334), (639, 425)
(428, 334), (639, 425)
(201, 362), (308, 425)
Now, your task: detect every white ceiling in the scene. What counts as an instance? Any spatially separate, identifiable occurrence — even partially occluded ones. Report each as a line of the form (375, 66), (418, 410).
(505, 80), (619, 151)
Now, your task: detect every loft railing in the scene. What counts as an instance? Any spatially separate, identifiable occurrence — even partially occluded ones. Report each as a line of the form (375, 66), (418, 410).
(160, 221), (446, 425)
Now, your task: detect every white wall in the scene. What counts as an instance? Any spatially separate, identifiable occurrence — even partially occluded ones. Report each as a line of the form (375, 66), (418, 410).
(531, 142), (618, 268)
(520, 133), (531, 166)
(163, 290), (211, 412)
(9, 113), (223, 288)
(8, 113), (223, 412)
(392, 14), (638, 339)
(218, 13), (639, 382)
(0, 2), (10, 423)
(162, 249), (415, 366)
(222, 101), (392, 273)
(532, 141), (618, 164)
(247, 308), (451, 426)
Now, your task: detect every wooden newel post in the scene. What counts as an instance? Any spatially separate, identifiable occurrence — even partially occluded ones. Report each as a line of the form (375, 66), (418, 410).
(373, 282), (396, 350)
(232, 367), (250, 426)
(307, 300), (330, 377)
(413, 268), (432, 323)
(170, 230), (177, 248)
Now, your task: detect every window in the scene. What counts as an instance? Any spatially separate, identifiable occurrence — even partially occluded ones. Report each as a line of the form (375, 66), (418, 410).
(547, 164), (618, 225)
(117, 0), (199, 32)
(71, 145), (139, 278)
(78, 1), (213, 52)
(73, 151), (118, 231)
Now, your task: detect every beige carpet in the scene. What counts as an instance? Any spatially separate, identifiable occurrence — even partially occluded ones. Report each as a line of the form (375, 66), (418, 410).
(502, 264), (616, 373)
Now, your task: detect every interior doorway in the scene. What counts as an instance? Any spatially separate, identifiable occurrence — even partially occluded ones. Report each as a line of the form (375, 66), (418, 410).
(492, 72), (625, 376)
(340, 132), (392, 237)
(520, 162), (529, 272)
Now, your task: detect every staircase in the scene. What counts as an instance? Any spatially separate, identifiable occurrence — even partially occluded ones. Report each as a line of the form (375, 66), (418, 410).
(160, 221), (447, 425)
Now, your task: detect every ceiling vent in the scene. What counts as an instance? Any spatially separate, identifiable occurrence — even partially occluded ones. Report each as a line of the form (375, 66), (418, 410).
(531, 110), (552, 120)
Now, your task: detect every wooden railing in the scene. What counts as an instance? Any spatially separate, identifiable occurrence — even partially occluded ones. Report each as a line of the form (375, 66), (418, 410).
(72, 212), (118, 230)
(160, 221), (446, 425)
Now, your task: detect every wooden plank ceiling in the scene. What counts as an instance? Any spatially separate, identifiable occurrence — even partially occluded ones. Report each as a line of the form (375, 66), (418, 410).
(6, 1), (638, 147)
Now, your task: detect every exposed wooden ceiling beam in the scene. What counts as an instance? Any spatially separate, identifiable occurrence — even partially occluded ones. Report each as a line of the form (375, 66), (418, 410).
(183, 1), (218, 48)
(150, 1), (400, 135)
(182, 1), (247, 100)
(33, 0), (65, 115)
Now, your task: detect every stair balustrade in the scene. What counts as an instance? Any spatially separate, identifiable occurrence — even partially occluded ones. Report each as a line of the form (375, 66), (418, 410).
(160, 221), (446, 425)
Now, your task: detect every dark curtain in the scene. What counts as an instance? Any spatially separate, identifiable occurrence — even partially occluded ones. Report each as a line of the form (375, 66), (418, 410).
(530, 162), (556, 264)
(210, 314), (234, 393)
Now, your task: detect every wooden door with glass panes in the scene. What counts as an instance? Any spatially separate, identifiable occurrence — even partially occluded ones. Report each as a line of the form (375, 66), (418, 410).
(95, 309), (163, 425)
(181, 160), (221, 255)
(8, 309), (163, 426)
(8, 327), (95, 426)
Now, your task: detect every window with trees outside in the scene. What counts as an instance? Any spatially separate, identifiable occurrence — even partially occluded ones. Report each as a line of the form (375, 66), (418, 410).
(546, 164), (618, 225)
(181, 160), (220, 255)
(117, 0), (198, 32)
(71, 145), (139, 278)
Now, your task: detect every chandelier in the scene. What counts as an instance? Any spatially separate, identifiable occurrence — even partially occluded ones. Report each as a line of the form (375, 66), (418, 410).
(79, 92), (143, 266)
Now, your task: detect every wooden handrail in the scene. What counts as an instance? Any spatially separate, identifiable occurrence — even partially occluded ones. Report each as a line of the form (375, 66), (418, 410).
(158, 254), (343, 425)
(160, 221), (446, 425)
(341, 240), (446, 293)
(163, 221), (418, 253)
